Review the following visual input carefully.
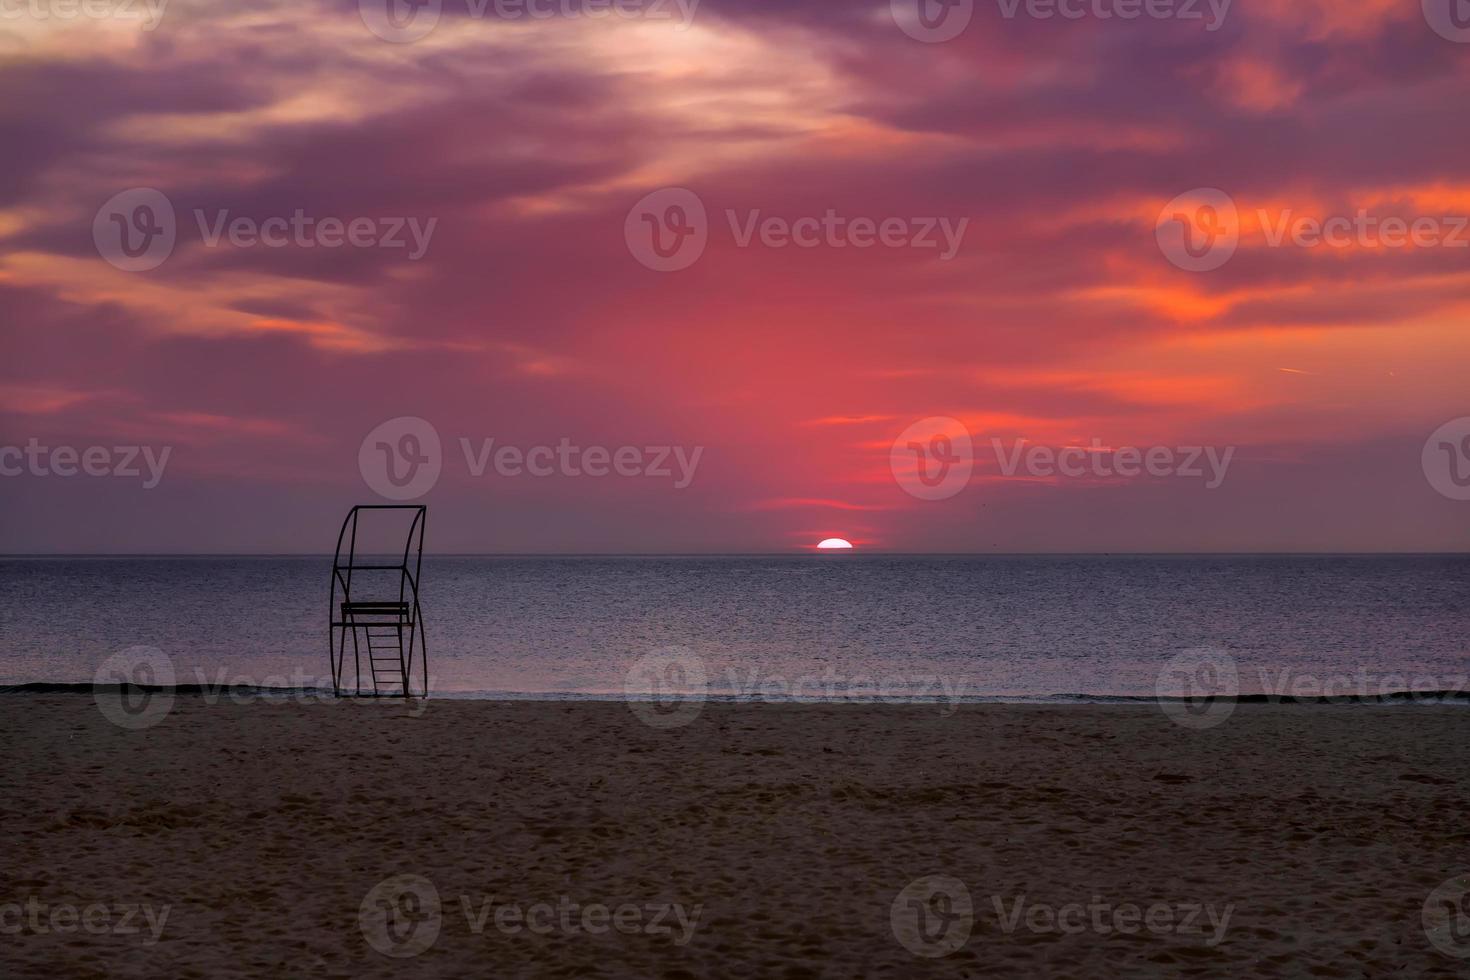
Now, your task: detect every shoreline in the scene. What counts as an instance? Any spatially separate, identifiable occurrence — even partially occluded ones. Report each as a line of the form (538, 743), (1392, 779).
(5, 683), (1469, 706)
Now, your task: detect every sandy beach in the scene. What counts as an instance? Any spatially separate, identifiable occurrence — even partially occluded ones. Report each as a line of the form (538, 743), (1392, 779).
(2, 697), (1467, 977)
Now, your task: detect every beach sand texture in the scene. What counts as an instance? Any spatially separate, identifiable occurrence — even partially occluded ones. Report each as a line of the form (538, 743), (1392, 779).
(2, 698), (1467, 977)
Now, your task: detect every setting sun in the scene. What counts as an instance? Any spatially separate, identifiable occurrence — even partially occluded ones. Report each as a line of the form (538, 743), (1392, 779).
(816, 538), (854, 550)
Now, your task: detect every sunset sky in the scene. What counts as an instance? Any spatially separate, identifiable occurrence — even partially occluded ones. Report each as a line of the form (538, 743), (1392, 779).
(2, 0), (1468, 553)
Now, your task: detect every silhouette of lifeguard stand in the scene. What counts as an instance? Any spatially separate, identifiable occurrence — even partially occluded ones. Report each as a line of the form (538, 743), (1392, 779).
(329, 505), (428, 699)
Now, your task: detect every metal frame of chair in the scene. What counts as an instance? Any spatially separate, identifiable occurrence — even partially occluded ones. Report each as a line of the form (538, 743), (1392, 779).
(329, 505), (428, 698)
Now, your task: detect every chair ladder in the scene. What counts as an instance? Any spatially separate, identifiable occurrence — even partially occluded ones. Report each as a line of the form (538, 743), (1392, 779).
(361, 623), (409, 697)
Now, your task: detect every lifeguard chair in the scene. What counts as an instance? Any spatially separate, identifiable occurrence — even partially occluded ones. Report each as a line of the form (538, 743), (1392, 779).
(329, 505), (428, 699)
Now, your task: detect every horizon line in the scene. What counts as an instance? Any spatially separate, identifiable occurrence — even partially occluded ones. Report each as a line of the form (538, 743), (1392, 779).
(3, 551), (1468, 559)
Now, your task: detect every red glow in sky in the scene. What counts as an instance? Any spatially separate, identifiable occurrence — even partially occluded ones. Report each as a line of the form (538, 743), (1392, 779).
(1, 1), (1468, 552)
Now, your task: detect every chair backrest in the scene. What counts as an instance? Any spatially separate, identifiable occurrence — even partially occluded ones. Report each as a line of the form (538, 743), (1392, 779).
(331, 505), (426, 609)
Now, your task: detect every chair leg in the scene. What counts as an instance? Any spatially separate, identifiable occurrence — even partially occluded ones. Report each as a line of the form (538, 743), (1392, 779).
(349, 617), (364, 696)
(396, 622), (408, 697)
(334, 626), (348, 695)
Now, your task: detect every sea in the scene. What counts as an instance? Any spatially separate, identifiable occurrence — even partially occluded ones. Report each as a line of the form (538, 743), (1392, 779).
(1, 555), (1466, 703)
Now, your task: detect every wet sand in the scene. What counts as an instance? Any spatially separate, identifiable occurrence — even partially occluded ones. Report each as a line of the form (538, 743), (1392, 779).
(2, 697), (1467, 977)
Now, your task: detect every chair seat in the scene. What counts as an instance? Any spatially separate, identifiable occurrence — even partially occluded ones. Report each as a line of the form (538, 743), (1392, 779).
(340, 601), (410, 618)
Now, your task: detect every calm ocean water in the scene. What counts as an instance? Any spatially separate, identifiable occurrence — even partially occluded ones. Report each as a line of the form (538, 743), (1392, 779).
(1, 556), (1466, 700)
